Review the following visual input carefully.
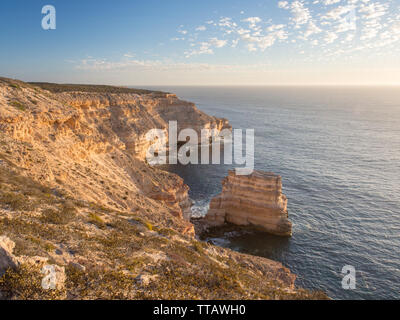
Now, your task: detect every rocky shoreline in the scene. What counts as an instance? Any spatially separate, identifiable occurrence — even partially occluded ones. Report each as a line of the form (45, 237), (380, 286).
(0, 77), (326, 299)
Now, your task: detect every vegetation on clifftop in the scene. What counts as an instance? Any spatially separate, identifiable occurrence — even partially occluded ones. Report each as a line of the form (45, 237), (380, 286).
(28, 82), (167, 95)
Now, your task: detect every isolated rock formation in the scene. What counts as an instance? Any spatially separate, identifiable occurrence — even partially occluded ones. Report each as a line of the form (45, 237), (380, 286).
(205, 170), (292, 236)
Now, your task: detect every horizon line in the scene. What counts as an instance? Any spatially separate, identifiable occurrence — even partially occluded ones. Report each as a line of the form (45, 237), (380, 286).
(133, 83), (400, 87)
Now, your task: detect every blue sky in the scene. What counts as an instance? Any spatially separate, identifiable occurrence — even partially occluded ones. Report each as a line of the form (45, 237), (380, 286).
(1, 0), (399, 85)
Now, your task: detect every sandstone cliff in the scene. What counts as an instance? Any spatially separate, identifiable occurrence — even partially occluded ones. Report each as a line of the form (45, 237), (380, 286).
(205, 170), (292, 236)
(0, 77), (325, 300)
(0, 78), (230, 229)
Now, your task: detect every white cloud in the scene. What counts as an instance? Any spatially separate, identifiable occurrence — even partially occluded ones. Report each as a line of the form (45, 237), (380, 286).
(240, 25), (288, 52)
(209, 38), (228, 48)
(302, 21), (322, 39)
(322, 5), (353, 20)
(231, 39), (240, 47)
(218, 17), (238, 35)
(76, 58), (163, 71)
(359, 2), (388, 41)
(219, 17), (237, 28)
(171, 0), (399, 64)
(237, 28), (251, 35)
(184, 42), (214, 57)
(324, 0), (341, 5)
(324, 31), (338, 43)
(278, 1), (289, 9)
(289, 1), (311, 26)
(359, 2), (387, 20)
(267, 24), (285, 32)
(345, 33), (355, 41)
(75, 57), (263, 73)
(183, 37), (228, 57)
(246, 43), (257, 52)
(242, 17), (262, 29)
(336, 17), (356, 33)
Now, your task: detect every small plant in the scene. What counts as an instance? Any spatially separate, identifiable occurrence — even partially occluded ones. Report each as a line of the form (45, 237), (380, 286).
(27, 236), (55, 252)
(88, 212), (106, 229)
(27, 236), (42, 247)
(0, 264), (66, 300)
(40, 205), (77, 225)
(157, 227), (178, 237)
(192, 241), (205, 254)
(145, 222), (153, 231)
(44, 242), (56, 252)
(10, 83), (21, 89)
(10, 101), (26, 111)
(0, 192), (35, 211)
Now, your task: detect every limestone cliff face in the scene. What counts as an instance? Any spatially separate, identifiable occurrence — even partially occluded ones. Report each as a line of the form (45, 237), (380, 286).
(205, 170), (292, 236)
(0, 80), (229, 234)
(60, 91), (230, 161)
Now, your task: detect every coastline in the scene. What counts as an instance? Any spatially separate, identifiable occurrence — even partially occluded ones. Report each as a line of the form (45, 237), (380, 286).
(0, 77), (327, 300)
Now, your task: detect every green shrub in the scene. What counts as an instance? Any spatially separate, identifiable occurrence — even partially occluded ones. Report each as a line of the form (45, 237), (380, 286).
(0, 192), (35, 211)
(10, 101), (26, 111)
(192, 240), (206, 254)
(88, 213), (106, 229)
(10, 84), (21, 90)
(145, 222), (153, 231)
(40, 205), (77, 225)
(0, 264), (66, 300)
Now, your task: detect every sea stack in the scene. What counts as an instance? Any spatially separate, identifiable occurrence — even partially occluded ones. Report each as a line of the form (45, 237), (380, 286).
(205, 170), (292, 236)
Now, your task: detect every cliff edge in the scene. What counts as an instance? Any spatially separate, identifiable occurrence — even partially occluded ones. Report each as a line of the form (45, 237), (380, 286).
(0, 77), (325, 299)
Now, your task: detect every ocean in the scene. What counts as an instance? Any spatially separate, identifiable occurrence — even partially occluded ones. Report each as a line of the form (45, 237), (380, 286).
(145, 86), (400, 300)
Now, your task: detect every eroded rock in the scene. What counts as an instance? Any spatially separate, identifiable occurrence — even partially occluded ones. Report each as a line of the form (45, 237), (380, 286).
(135, 274), (159, 286)
(205, 170), (292, 236)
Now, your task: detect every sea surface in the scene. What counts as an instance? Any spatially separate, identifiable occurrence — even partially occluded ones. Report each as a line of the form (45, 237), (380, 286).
(143, 86), (400, 300)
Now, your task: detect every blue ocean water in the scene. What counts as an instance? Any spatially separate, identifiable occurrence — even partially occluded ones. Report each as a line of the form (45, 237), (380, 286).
(147, 86), (400, 300)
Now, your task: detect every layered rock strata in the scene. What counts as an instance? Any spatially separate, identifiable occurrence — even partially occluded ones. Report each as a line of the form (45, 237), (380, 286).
(205, 170), (292, 236)
(0, 80), (230, 231)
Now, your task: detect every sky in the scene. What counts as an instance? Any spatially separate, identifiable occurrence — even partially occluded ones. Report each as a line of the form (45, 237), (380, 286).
(0, 0), (399, 85)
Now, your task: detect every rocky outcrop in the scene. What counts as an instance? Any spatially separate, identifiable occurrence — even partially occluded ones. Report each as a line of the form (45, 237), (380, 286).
(205, 170), (292, 236)
(0, 236), (18, 276)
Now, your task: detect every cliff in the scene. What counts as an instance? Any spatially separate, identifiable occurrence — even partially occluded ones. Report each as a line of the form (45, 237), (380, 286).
(0, 78), (230, 228)
(0, 77), (325, 300)
(205, 170), (292, 236)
